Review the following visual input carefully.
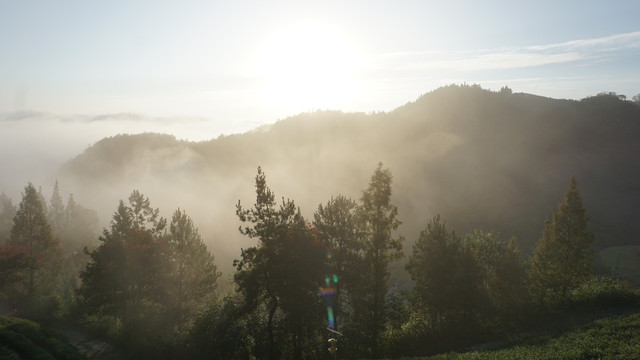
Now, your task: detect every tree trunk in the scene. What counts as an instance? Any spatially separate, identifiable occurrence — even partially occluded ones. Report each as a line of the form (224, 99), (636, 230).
(267, 297), (278, 360)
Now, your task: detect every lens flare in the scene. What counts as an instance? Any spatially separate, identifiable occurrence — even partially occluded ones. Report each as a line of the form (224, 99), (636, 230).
(327, 306), (335, 329)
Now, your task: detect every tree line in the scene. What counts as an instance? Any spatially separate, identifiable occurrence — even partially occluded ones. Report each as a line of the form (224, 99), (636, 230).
(0, 164), (633, 359)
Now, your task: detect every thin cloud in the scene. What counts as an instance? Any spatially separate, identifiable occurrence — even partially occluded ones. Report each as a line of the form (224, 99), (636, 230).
(429, 51), (584, 71)
(0, 111), (45, 122)
(528, 31), (640, 51)
(380, 31), (640, 72)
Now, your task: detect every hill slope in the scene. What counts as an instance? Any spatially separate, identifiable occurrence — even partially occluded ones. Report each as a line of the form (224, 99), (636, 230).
(59, 85), (640, 273)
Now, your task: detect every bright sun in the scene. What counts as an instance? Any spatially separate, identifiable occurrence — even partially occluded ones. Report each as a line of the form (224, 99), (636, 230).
(255, 22), (361, 111)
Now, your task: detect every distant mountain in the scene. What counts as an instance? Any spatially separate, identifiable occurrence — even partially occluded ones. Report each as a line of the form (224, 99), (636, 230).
(59, 85), (640, 272)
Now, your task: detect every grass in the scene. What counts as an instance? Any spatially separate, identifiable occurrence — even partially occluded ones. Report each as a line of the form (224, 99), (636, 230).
(0, 316), (85, 360)
(403, 311), (640, 360)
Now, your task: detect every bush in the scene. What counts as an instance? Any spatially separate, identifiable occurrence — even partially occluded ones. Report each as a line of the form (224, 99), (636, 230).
(0, 316), (84, 360)
(569, 276), (640, 309)
(20, 295), (62, 323)
(181, 297), (252, 359)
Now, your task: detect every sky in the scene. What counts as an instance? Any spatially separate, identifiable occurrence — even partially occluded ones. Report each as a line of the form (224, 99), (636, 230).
(1, 0), (639, 192)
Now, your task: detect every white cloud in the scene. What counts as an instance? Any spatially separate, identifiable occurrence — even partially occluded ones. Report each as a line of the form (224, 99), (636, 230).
(528, 31), (640, 52)
(379, 31), (640, 72)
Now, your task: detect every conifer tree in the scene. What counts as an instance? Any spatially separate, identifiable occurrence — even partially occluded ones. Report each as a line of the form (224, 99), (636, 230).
(79, 191), (169, 323)
(62, 193), (98, 250)
(406, 215), (460, 325)
(10, 183), (62, 295)
(352, 163), (403, 358)
(48, 181), (66, 237)
(313, 194), (359, 332)
(0, 193), (16, 244)
(235, 167), (325, 360)
(530, 177), (594, 302)
(168, 208), (220, 321)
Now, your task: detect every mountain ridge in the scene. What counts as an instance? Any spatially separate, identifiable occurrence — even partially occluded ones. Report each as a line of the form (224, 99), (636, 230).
(59, 85), (640, 273)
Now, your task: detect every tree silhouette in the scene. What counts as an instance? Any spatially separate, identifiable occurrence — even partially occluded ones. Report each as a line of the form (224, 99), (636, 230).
(235, 167), (325, 360)
(168, 208), (220, 323)
(530, 177), (594, 302)
(313, 194), (359, 332)
(352, 163), (403, 358)
(10, 183), (62, 296)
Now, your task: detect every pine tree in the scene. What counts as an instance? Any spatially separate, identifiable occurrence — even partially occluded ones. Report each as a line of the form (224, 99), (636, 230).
(168, 208), (220, 322)
(48, 181), (66, 237)
(62, 193), (98, 250)
(10, 183), (62, 295)
(530, 177), (594, 302)
(0, 193), (16, 244)
(79, 191), (169, 323)
(235, 167), (325, 360)
(406, 215), (460, 326)
(313, 194), (359, 332)
(353, 163), (403, 358)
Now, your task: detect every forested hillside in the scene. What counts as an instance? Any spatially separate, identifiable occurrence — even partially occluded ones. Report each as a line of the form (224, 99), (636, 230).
(59, 85), (640, 273)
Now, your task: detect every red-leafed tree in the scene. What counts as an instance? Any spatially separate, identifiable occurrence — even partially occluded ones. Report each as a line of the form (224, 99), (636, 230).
(0, 243), (38, 302)
(9, 183), (62, 296)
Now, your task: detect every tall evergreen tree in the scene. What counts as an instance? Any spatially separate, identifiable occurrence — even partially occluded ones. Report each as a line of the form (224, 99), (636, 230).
(62, 193), (99, 250)
(313, 194), (359, 332)
(48, 181), (66, 237)
(168, 208), (220, 322)
(79, 191), (169, 324)
(530, 177), (594, 302)
(352, 163), (403, 358)
(406, 215), (460, 326)
(0, 193), (16, 244)
(235, 167), (325, 360)
(10, 183), (62, 295)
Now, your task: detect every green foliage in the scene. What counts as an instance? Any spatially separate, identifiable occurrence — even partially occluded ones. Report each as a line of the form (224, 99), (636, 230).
(0, 243), (37, 290)
(421, 311), (640, 360)
(568, 276), (640, 309)
(406, 215), (467, 326)
(235, 167), (326, 360)
(0, 316), (85, 360)
(10, 183), (63, 298)
(313, 194), (359, 332)
(78, 191), (169, 318)
(530, 177), (595, 303)
(47, 181), (65, 238)
(168, 208), (220, 324)
(349, 163), (404, 358)
(77, 191), (176, 359)
(465, 230), (528, 322)
(0, 193), (16, 244)
(181, 296), (252, 359)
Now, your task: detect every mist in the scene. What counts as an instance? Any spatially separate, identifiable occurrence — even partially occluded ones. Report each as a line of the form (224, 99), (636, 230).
(3, 85), (640, 277)
(0, 111), (256, 197)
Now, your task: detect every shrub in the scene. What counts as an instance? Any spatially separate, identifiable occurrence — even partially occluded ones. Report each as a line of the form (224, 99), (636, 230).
(569, 276), (640, 309)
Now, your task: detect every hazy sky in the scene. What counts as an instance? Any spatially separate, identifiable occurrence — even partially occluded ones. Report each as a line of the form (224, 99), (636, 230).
(1, 0), (640, 141)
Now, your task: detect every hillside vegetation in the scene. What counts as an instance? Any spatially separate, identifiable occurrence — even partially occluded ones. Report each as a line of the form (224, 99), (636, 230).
(3, 84), (640, 359)
(0, 316), (85, 360)
(422, 310), (640, 360)
(60, 85), (640, 272)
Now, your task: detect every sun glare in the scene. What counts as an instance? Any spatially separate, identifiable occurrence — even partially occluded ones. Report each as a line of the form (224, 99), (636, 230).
(255, 22), (361, 111)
